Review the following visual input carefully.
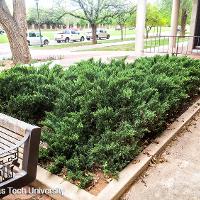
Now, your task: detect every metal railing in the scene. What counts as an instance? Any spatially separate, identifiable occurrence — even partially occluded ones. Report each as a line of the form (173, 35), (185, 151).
(0, 113), (41, 197)
(144, 35), (200, 56)
(0, 150), (18, 183)
(0, 131), (30, 184)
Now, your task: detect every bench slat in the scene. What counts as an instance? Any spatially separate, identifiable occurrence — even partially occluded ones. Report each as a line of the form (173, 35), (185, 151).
(0, 141), (11, 150)
(0, 114), (27, 136)
(0, 131), (20, 144)
(0, 134), (19, 146)
(0, 138), (15, 149)
(0, 127), (23, 140)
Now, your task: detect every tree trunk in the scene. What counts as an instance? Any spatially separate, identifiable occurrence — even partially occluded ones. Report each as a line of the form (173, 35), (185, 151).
(0, 0), (31, 64)
(156, 26), (159, 36)
(180, 9), (187, 37)
(145, 27), (149, 39)
(120, 24), (124, 41)
(145, 26), (152, 39)
(91, 24), (97, 44)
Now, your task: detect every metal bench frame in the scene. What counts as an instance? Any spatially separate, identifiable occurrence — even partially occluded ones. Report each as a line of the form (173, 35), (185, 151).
(0, 113), (41, 197)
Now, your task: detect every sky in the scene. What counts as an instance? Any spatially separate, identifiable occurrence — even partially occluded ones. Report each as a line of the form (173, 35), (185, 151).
(24, 0), (158, 9)
(25, 0), (53, 8)
(6, 0), (158, 10)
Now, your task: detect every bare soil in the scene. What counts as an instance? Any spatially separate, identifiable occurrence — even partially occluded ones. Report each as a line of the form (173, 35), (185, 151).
(86, 170), (109, 195)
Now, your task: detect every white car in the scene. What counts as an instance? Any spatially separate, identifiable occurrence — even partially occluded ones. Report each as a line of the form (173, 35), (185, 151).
(86, 29), (110, 40)
(27, 32), (49, 46)
(55, 29), (85, 43)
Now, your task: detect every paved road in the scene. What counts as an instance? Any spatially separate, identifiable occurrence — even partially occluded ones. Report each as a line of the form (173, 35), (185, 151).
(0, 37), (158, 68)
(0, 31), (171, 67)
(0, 31), (171, 60)
(0, 34), (135, 58)
(122, 111), (200, 200)
(0, 41), (130, 58)
(1, 37), (159, 62)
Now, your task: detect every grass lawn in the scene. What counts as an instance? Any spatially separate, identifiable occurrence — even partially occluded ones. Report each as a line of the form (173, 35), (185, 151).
(39, 26), (171, 39)
(100, 37), (134, 43)
(0, 26), (172, 44)
(31, 37), (135, 50)
(0, 34), (8, 43)
(40, 30), (56, 40)
(0, 30), (55, 43)
(82, 37), (187, 51)
(39, 29), (135, 40)
(87, 43), (135, 51)
(0, 29), (134, 44)
(31, 41), (94, 50)
(108, 28), (135, 36)
(40, 29), (134, 40)
(108, 26), (171, 36)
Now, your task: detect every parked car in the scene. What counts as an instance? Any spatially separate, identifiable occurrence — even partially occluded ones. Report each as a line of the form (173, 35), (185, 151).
(86, 29), (110, 40)
(0, 28), (5, 34)
(55, 29), (85, 43)
(27, 32), (49, 46)
(115, 26), (122, 30)
(177, 26), (181, 32)
(177, 26), (187, 33)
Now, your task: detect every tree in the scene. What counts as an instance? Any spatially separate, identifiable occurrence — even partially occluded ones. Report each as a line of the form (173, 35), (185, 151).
(59, 0), (126, 44)
(145, 3), (168, 38)
(146, 4), (160, 38)
(27, 8), (65, 27)
(180, 0), (192, 36)
(160, 0), (192, 36)
(115, 5), (136, 41)
(0, 0), (31, 64)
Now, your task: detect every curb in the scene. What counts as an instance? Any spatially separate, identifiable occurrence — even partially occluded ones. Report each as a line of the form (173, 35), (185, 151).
(31, 98), (200, 200)
(31, 166), (95, 200)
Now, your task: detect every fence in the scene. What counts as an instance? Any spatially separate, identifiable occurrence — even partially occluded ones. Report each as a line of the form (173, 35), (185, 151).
(144, 35), (200, 56)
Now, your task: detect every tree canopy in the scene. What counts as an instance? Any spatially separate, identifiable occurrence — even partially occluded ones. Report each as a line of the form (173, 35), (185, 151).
(27, 8), (65, 25)
(159, 0), (192, 35)
(114, 5), (136, 40)
(57, 0), (131, 44)
(145, 3), (168, 38)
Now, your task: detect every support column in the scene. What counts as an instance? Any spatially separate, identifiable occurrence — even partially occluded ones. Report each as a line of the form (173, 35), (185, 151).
(188, 0), (199, 52)
(135, 0), (147, 56)
(169, 0), (180, 52)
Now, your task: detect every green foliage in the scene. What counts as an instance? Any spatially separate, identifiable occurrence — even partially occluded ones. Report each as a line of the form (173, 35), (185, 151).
(145, 3), (168, 38)
(0, 56), (200, 188)
(159, 0), (192, 26)
(27, 8), (66, 25)
(41, 56), (200, 188)
(0, 63), (63, 123)
(114, 5), (136, 27)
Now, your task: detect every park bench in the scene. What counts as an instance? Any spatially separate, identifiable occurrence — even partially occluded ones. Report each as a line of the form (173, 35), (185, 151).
(0, 113), (41, 197)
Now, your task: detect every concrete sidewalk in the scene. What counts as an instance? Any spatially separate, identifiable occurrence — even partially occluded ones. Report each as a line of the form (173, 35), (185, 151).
(122, 111), (200, 200)
(0, 39), (136, 60)
(55, 51), (136, 67)
(0, 35), (160, 60)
